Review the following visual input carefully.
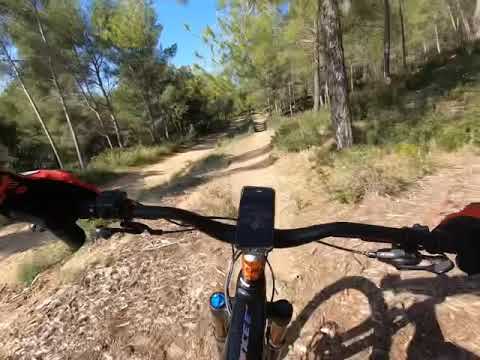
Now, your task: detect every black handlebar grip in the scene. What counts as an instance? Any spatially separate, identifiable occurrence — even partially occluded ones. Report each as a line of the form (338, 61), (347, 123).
(94, 191), (131, 219)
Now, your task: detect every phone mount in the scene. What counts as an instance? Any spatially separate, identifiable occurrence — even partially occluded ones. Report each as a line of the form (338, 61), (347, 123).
(235, 186), (275, 250)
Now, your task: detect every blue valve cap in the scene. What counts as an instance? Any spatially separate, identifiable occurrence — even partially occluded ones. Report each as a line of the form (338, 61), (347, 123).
(210, 292), (226, 310)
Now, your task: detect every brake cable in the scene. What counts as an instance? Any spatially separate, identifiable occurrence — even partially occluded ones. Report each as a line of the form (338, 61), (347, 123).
(163, 216), (236, 229)
(164, 218), (190, 227)
(316, 239), (371, 256)
(225, 250), (242, 316)
(206, 216), (237, 222)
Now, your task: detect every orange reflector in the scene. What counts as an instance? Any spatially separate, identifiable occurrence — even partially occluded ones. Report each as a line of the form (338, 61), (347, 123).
(242, 255), (264, 281)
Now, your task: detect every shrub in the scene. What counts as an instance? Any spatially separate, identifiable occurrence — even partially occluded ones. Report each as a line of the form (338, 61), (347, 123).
(318, 144), (432, 204)
(90, 143), (178, 169)
(435, 114), (480, 151)
(17, 242), (72, 285)
(272, 111), (331, 152)
(75, 168), (123, 185)
(74, 143), (179, 185)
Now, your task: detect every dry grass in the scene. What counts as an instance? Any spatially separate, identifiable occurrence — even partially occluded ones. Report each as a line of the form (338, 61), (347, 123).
(195, 185), (238, 218)
(90, 144), (178, 169)
(15, 241), (73, 285)
(317, 144), (434, 204)
(58, 244), (116, 284)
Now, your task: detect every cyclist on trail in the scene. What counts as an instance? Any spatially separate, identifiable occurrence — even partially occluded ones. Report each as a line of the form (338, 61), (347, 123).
(0, 146), (479, 275)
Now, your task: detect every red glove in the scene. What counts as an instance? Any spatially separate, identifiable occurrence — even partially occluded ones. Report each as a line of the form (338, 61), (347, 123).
(433, 203), (480, 275)
(0, 170), (99, 249)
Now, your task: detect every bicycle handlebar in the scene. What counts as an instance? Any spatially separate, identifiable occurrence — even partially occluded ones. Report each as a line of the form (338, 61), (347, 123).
(83, 195), (451, 254)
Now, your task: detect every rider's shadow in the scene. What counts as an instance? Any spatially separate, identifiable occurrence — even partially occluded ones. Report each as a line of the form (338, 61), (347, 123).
(283, 275), (480, 360)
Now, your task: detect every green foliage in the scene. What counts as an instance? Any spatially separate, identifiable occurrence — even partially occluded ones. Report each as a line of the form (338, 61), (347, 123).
(74, 167), (122, 185)
(2, 0), (480, 174)
(346, 48), (480, 152)
(272, 111), (331, 151)
(89, 143), (178, 169)
(0, 0), (239, 171)
(93, 0), (161, 49)
(274, 45), (480, 203)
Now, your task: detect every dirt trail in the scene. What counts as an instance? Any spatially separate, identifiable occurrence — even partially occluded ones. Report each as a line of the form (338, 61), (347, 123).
(0, 136), (219, 266)
(104, 137), (219, 199)
(1, 129), (480, 359)
(179, 137), (480, 359)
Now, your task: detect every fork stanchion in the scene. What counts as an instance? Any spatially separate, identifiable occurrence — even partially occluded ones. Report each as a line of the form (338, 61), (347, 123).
(209, 292), (228, 356)
(265, 300), (293, 360)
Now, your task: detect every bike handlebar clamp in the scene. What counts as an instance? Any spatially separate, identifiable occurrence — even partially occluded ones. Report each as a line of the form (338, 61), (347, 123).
(95, 191), (130, 219)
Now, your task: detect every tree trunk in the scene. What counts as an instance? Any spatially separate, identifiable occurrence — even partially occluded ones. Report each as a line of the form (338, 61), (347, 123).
(313, 60), (320, 111)
(74, 78), (114, 149)
(52, 73), (85, 169)
(325, 80), (330, 106)
(126, 64), (158, 143)
(457, 0), (472, 40)
(320, 0), (353, 150)
(383, 0), (391, 81)
(148, 128), (156, 143)
(350, 64), (354, 93)
(288, 80), (293, 116)
(98, 114), (114, 149)
(313, 16), (321, 112)
(398, 0), (408, 70)
(473, 0), (480, 39)
(94, 61), (124, 148)
(447, 3), (463, 45)
(435, 23), (442, 54)
(143, 93), (158, 143)
(0, 39), (64, 168)
(31, 0), (85, 169)
(291, 66), (297, 110)
(447, 4), (458, 32)
(164, 118), (169, 140)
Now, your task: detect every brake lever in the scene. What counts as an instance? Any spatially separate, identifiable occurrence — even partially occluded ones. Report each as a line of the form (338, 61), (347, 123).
(397, 255), (455, 274)
(368, 248), (454, 275)
(95, 221), (164, 239)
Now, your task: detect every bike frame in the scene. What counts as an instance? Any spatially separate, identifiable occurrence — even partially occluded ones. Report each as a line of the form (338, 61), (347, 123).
(224, 253), (268, 359)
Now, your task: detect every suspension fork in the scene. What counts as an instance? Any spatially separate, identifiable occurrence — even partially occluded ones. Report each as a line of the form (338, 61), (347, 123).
(265, 300), (294, 360)
(209, 252), (293, 359)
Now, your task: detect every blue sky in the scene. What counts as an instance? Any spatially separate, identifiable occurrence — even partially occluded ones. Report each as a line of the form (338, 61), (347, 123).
(154, 0), (219, 71)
